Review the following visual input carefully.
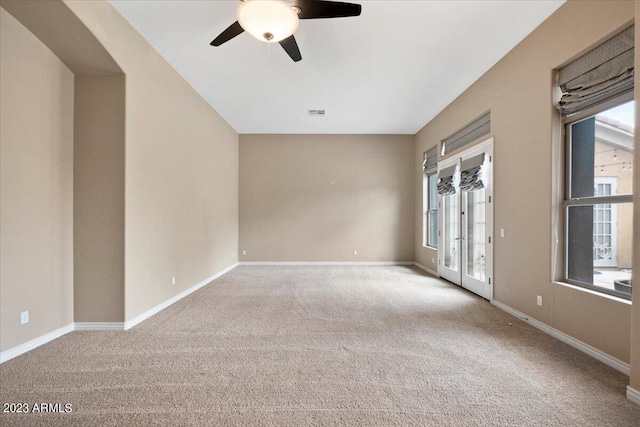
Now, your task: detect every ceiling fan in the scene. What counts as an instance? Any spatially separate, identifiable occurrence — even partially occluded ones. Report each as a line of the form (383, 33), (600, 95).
(210, 0), (362, 62)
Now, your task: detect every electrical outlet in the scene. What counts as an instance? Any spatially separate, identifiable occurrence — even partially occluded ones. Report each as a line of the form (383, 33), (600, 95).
(432, 257), (435, 264)
(500, 229), (505, 238)
(172, 277), (176, 285)
(242, 250), (246, 256)
(20, 311), (29, 325)
(353, 250), (358, 256)
(537, 296), (543, 306)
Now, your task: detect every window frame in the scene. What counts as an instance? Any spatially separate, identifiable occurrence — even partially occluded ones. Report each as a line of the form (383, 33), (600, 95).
(563, 94), (633, 300)
(425, 173), (438, 248)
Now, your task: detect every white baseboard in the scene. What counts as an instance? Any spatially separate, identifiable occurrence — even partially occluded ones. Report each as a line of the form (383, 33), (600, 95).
(491, 300), (553, 333)
(491, 300), (630, 375)
(0, 263), (239, 363)
(413, 262), (439, 277)
(0, 323), (74, 364)
(239, 261), (415, 266)
(550, 327), (630, 375)
(240, 261), (439, 277)
(74, 322), (125, 331)
(627, 386), (640, 406)
(124, 262), (239, 330)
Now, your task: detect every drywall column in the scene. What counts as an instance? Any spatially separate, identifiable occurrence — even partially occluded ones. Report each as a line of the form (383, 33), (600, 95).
(63, 0), (240, 323)
(0, 8), (74, 352)
(74, 75), (125, 323)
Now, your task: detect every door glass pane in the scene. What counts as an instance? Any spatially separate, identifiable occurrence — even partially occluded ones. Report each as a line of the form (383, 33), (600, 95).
(593, 180), (618, 268)
(443, 194), (458, 270)
(465, 189), (486, 281)
(593, 203), (616, 266)
(428, 210), (438, 247)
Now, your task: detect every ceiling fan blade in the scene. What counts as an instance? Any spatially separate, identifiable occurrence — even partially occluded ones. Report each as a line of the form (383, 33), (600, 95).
(210, 21), (244, 46)
(279, 35), (302, 62)
(289, 0), (362, 19)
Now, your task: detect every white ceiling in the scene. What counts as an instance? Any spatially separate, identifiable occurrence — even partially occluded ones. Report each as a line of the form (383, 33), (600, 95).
(108, 0), (564, 134)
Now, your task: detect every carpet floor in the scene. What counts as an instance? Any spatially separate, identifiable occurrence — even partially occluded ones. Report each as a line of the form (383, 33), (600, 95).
(1, 266), (639, 426)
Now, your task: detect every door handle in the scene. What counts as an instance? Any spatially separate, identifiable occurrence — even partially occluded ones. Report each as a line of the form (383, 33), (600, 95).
(455, 237), (465, 241)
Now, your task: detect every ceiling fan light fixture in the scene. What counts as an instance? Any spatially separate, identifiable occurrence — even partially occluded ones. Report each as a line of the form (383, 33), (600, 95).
(238, 0), (300, 43)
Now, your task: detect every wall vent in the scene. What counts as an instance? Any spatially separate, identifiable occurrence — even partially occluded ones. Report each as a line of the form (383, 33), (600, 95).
(308, 109), (325, 117)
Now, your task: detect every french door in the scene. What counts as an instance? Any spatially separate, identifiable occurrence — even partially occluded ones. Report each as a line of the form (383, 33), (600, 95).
(593, 177), (617, 267)
(438, 139), (493, 300)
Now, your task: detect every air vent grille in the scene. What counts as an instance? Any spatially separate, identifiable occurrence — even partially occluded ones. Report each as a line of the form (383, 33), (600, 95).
(308, 109), (326, 117)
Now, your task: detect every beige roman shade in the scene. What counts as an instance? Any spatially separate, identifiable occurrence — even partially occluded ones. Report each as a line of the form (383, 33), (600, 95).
(437, 165), (457, 196)
(423, 147), (437, 175)
(459, 153), (485, 192)
(557, 25), (634, 116)
(441, 112), (490, 156)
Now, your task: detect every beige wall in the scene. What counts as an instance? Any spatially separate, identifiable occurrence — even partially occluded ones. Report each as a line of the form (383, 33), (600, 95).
(62, 0), (239, 322)
(2, 0), (239, 331)
(240, 135), (414, 262)
(414, 0), (634, 362)
(74, 75), (125, 322)
(629, 0), (640, 393)
(2, 0), (637, 389)
(0, 8), (74, 351)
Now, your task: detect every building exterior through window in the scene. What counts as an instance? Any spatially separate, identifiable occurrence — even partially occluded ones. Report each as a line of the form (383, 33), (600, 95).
(565, 101), (633, 298)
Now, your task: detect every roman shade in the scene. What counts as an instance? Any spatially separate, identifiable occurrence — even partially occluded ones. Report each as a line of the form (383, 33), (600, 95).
(423, 147), (437, 175)
(442, 112), (490, 156)
(459, 153), (485, 192)
(437, 165), (457, 196)
(557, 25), (634, 116)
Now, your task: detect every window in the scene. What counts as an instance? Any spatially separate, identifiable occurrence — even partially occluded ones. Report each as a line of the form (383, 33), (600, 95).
(426, 174), (438, 247)
(565, 99), (633, 298)
(423, 147), (438, 248)
(441, 112), (490, 156)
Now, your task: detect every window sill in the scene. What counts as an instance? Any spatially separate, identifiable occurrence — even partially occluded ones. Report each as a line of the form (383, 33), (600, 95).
(553, 281), (632, 305)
